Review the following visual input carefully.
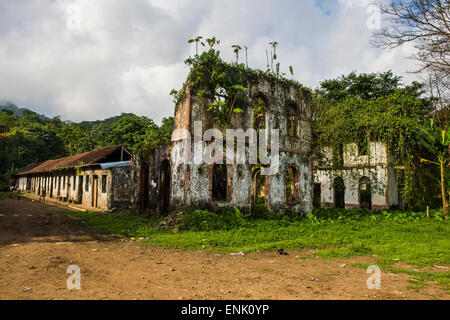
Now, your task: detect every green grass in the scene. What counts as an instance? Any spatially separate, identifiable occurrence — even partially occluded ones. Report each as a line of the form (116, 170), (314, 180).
(0, 191), (24, 200)
(59, 206), (450, 292)
(62, 207), (449, 264)
(3, 191), (448, 292)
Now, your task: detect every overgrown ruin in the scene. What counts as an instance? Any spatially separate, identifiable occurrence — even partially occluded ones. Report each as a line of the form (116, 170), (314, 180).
(134, 61), (314, 215)
(13, 54), (405, 215)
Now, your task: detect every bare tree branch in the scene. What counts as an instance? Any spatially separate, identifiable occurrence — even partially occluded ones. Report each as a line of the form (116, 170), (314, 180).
(372, 0), (449, 123)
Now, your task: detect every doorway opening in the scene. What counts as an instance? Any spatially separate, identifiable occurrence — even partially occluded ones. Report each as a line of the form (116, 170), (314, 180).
(334, 177), (345, 208)
(212, 163), (227, 202)
(359, 177), (372, 209)
(139, 163), (150, 213)
(92, 175), (98, 208)
(313, 183), (321, 208)
(160, 160), (171, 214)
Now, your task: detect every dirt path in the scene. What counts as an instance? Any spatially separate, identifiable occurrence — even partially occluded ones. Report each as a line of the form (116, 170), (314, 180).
(0, 197), (447, 300)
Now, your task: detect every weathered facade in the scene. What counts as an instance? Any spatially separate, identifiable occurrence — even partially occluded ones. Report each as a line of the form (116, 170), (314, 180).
(313, 141), (401, 210)
(15, 145), (133, 211)
(135, 72), (314, 216)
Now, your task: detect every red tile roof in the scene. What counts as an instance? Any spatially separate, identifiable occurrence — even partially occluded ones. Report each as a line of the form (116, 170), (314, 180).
(16, 145), (128, 176)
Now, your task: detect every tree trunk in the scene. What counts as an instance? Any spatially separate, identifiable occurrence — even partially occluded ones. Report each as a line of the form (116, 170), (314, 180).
(440, 161), (448, 217)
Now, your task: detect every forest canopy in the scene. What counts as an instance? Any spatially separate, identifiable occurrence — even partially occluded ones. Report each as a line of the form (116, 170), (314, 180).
(313, 71), (448, 211)
(0, 109), (173, 190)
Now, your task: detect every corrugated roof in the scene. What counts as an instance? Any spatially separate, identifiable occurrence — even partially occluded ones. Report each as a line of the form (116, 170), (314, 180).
(100, 160), (131, 169)
(16, 162), (44, 174)
(16, 145), (128, 176)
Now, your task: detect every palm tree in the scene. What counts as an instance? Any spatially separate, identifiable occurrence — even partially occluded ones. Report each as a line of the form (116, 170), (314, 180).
(232, 45), (242, 63)
(244, 46), (248, 68)
(269, 41), (278, 59)
(268, 42), (279, 72)
(188, 36), (204, 55)
(419, 120), (449, 217)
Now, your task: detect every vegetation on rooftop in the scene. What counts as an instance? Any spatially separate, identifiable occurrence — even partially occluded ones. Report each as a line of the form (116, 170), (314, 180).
(171, 37), (309, 131)
(313, 71), (449, 213)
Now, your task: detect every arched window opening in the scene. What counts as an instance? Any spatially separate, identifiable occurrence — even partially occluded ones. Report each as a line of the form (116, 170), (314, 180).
(251, 166), (266, 204)
(285, 165), (300, 203)
(286, 103), (299, 137)
(253, 95), (267, 131)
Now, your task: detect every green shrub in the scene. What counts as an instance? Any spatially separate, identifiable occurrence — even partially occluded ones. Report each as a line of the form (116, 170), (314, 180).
(178, 207), (251, 231)
(0, 180), (9, 192)
(176, 206), (443, 232)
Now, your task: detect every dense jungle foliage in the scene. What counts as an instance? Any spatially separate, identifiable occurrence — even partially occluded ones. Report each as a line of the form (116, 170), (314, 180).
(314, 71), (449, 212)
(0, 107), (173, 190)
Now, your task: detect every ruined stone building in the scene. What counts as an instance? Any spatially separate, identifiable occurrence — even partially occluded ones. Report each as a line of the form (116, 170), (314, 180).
(12, 70), (402, 214)
(15, 145), (133, 211)
(134, 71), (314, 215)
(313, 141), (401, 210)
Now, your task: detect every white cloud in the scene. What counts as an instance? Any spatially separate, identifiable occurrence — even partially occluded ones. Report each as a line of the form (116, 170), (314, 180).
(0, 0), (421, 123)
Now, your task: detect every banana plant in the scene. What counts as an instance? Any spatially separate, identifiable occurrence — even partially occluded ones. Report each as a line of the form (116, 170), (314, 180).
(419, 119), (450, 217)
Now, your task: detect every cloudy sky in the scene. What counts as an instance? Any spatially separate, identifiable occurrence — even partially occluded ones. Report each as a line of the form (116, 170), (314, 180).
(0, 0), (419, 123)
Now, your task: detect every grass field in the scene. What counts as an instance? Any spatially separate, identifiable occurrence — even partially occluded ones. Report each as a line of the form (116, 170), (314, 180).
(62, 206), (449, 265)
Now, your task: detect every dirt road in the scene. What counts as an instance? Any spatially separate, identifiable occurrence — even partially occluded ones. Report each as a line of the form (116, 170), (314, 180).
(0, 197), (447, 300)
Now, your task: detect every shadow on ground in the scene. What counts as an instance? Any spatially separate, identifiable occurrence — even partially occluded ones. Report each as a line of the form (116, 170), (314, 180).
(0, 198), (117, 245)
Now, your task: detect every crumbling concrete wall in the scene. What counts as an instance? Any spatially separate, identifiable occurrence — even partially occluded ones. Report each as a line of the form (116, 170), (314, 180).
(111, 166), (132, 210)
(144, 144), (172, 215)
(166, 75), (313, 215)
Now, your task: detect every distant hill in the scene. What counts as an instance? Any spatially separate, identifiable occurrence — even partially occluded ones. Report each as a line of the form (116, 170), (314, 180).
(1, 102), (139, 128)
(0, 101), (50, 120)
(77, 113), (136, 129)
(0, 102), (22, 116)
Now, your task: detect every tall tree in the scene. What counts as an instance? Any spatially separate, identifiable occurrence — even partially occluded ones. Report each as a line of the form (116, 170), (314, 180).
(372, 0), (450, 125)
(110, 114), (157, 154)
(373, 0), (450, 77)
(317, 71), (403, 103)
(314, 71), (435, 209)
